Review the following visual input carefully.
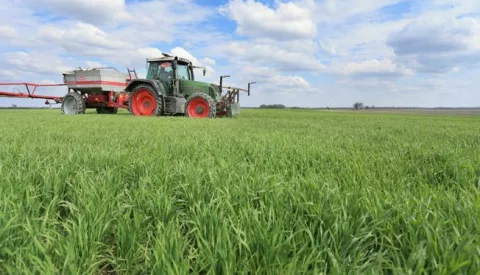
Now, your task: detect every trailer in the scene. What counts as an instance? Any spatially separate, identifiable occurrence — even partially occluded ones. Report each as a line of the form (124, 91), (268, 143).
(0, 67), (136, 113)
(60, 67), (136, 114)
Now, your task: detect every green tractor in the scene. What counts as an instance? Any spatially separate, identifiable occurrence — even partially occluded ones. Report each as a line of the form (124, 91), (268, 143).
(125, 53), (254, 118)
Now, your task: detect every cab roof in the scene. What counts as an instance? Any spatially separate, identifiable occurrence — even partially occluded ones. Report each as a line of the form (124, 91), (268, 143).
(146, 53), (192, 65)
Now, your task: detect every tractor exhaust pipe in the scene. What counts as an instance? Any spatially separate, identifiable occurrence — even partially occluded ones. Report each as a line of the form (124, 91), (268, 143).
(220, 75), (230, 96)
(248, 82), (256, 96)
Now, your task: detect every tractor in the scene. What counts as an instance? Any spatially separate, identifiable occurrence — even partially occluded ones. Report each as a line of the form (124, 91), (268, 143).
(58, 53), (254, 118)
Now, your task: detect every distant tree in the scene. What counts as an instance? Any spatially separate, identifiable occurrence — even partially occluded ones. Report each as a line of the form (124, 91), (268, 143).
(353, 102), (364, 110)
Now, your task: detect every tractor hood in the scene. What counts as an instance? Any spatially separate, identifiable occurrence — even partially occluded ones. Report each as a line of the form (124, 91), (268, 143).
(181, 79), (211, 88)
(180, 79), (221, 100)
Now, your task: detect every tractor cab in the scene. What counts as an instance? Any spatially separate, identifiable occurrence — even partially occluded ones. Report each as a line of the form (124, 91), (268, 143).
(145, 55), (206, 83)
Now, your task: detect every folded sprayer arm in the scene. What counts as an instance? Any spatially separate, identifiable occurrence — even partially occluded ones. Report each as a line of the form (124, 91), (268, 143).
(0, 82), (65, 104)
(218, 75), (255, 104)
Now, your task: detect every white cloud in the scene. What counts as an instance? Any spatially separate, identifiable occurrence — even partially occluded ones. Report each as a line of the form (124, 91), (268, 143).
(0, 26), (16, 38)
(322, 19), (409, 60)
(136, 47), (164, 60)
(24, 0), (129, 25)
(235, 64), (310, 88)
(330, 59), (414, 77)
(85, 61), (106, 69)
(35, 21), (168, 68)
(387, 16), (480, 73)
(3, 51), (72, 75)
(171, 47), (202, 66)
(202, 58), (216, 66)
(220, 0), (317, 40)
(38, 22), (133, 54)
(115, 0), (214, 44)
(319, 39), (337, 55)
(271, 75), (310, 88)
(215, 40), (325, 72)
(313, 0), (410, 23)
(388, 17), (479, 55)
(18, 0), (215, 69)
(169, 47), (216, 76)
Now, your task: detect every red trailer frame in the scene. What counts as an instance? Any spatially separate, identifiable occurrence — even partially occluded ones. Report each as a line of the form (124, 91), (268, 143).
(0, 82), (65, 104)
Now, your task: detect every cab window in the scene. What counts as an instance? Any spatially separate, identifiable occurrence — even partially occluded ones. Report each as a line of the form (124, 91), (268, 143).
(177, 64), (191, 80)
(156, 62), (173, 81)
(146, 63), (158, 79)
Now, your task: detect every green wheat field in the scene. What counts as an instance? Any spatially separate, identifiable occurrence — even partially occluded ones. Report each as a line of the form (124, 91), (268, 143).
(0, 108), (479, 274)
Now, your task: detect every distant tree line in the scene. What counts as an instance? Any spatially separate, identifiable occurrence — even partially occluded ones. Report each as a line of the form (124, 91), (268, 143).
(259, 104), (287, 109)
(257, 103), (377, 110)
(353, 102), (375, 110)
(256, 103), (379, 110)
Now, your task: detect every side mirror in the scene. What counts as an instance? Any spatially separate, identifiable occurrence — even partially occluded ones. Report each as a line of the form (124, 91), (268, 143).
(203, 68), (206, 76)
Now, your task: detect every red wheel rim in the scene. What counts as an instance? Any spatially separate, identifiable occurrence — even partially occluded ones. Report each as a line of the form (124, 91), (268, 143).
(131, 88), (157, 116)
(187, 97), (210, 117)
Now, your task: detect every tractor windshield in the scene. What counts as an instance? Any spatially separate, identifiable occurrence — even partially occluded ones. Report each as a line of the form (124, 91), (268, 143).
(176, 62), (194, 80)
(176, 64), (192, 80)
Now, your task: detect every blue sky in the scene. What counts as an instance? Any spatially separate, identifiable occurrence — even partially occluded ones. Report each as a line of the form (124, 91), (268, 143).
(1, 0), (480, 108)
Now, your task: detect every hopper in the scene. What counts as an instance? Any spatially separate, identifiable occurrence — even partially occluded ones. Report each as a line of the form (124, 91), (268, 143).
(63, 67), (128, 94)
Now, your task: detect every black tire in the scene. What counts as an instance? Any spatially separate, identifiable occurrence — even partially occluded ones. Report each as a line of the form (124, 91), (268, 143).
(96, 107), (118, 114)
(61, 92), (86, 115)
(128, 84), (163, 116)
(185, 92), (216, 118)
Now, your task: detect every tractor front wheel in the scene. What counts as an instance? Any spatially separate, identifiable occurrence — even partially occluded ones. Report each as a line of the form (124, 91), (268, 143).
(61, 92), (86, 115)
(128, 84), (163, 116)
(185, 92), (216, 118)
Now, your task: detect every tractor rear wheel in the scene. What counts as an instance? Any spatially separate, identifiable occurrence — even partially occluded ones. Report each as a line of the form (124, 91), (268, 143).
(185, 92), (216, 118)
(128, 84), (163, 116)
(96, 107), (118, 114)
(61, 92), (85, 115)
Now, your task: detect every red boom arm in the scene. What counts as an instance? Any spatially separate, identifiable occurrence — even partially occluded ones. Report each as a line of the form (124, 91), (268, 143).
(0, 82), (65, 104)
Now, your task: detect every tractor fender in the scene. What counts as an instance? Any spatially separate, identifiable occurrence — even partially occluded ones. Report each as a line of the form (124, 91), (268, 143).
(125, 79), (165, 109)
(125, 79), (164, 96)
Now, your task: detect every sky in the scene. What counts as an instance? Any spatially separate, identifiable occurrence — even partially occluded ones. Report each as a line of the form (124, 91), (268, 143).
(1, 0), (480, 108)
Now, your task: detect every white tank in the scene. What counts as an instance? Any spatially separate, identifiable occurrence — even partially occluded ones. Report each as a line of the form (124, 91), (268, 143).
(63, 67), (128, 93)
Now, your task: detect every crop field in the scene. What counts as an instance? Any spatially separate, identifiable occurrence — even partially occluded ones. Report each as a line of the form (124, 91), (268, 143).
(0, 108), (479, 274)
